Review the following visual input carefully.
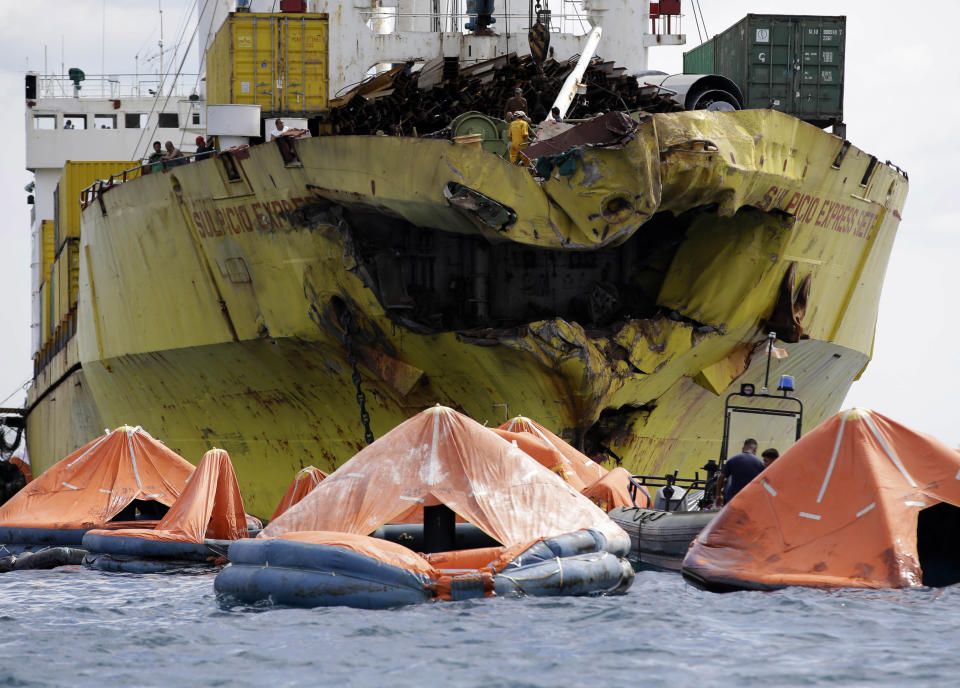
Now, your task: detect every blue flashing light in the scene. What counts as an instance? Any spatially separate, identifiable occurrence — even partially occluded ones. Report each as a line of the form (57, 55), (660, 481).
(777, 375), (795, 392)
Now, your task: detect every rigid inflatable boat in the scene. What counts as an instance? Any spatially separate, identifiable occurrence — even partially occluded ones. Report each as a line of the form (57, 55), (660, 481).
(0, 426), (193, 562)
(215, 406), (634, 609)
(682, 409), (960, 591)
(83, 448), (251, 573)
(609, 506), (715, 571)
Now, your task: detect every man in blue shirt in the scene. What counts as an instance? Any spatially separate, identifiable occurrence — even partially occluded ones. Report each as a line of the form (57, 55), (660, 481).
(715, 439), (764, 506)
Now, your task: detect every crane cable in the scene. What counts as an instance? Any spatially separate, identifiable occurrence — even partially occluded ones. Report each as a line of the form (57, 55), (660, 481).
(131, 0), (210, 161)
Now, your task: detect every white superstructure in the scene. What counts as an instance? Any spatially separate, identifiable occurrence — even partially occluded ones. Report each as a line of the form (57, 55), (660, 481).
(24, 75), (206, 356)
(198, 0), (684, 100)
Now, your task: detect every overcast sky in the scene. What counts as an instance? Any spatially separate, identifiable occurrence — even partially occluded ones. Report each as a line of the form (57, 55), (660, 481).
(0, 1), (956, 446)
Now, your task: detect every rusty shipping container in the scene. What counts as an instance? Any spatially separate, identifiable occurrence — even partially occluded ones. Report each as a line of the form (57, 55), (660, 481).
(683, 14), (845, 128)
(55, 161), (137, 254)
(206, 12), (329, 114)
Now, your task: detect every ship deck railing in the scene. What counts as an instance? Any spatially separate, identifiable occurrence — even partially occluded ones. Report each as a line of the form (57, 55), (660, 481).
(30, 73), (202, 100)
(79, 150), (221, 210)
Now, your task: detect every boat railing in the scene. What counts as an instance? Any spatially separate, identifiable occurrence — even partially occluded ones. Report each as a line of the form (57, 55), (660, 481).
(33, 307), (77, 378)
(79, 150), (220, 210)
(31, 73), (202, 100)
(628, 465), (717, 511)
(361, 7), (596, 35)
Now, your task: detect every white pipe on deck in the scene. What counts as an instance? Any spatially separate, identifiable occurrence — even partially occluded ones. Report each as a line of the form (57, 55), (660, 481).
(550, 25), (601, 120)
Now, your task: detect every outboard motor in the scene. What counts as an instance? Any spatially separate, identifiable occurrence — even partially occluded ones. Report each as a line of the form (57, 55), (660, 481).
(637, 73), (743, 112)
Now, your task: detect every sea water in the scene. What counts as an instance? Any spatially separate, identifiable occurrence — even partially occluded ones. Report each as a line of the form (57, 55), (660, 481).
(1, 567), (957, 687)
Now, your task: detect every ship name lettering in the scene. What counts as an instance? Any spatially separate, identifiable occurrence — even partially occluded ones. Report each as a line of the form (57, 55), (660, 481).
(225, 207), (240, 234)
(236, 205), (254, 232)
(758, 185), (877, 240)
(214, 209), (228, 236)
(193, 212), (206, 236)
(250, 202), (274, 231)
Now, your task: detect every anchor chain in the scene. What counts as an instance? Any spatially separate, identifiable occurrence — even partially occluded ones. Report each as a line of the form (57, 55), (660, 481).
(339, 308), (375, 446)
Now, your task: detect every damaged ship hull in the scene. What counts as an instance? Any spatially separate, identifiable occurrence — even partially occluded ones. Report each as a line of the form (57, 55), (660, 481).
(25, 109), (907, 518)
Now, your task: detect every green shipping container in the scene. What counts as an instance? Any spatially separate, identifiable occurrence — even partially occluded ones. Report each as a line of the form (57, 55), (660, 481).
(683, 14), (845, 128)
(683, 40), (715, 75)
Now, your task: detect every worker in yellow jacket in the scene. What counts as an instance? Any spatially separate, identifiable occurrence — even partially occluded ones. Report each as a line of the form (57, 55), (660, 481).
(508, 111), (532, 164)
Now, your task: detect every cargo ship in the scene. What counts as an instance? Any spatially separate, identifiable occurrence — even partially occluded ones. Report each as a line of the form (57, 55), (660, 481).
(14, 1), (908, 518)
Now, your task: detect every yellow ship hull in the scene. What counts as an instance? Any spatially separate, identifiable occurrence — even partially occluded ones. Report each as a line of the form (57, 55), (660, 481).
(25, 110), (908, 518)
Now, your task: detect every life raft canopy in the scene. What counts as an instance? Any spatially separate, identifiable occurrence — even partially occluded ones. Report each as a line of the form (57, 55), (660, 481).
(495, 417), (642, 510)
(0, 426), (194, 546)
(270, 466), (328, 521)
(262, 405), (627, 552)
(682, 408), (960, 591)
(83, 447), (251, 572)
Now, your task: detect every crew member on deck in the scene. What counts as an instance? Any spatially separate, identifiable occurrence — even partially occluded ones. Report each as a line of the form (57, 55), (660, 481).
(163, 140), (187, 167)
(762, 448), (780, 468)
(544, 106), (563, 123)
(194, 135), (215, 161)
(715, 438), (763, 507)
(145, 140), (164, 174)
(504, 87), (527, 119)
(269, 118), (308, 141)
(508, 111), (531, 164)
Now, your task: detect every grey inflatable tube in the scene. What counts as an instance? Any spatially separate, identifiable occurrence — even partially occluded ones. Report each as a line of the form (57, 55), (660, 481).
(81, 533), (234, 573)
(0, 527), (89, 547)
(215, 529), (634, 609)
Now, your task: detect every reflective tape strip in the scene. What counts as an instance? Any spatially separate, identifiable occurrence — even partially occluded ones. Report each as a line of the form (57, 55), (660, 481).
(798, 512), (821, 520)
(428, 407), (441, 485)
(99, 488), (113, 494)
(955, 468), (960, 481)
(905, 500), (926, 507)
(346, 473), (364, 479)
(66, 432), (112, 468)
(145, 493), (162, 499)
(817, 410), (849, 503)
(856, 502), (876, 518)
(761, 479), (777, 496)
(62, 482), (79, 490)
(862, 412), (917, 488)
(399, 495), (424, 502)
(126, 427), (143, 491)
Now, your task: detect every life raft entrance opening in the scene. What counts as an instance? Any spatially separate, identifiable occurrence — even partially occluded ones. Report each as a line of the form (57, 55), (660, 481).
(917, 502), (960, 587)
(110, 499), (169, 522)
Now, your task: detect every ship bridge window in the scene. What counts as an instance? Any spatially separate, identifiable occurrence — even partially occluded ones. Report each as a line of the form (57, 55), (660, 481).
(32, 114), (56, 130)
(125, 113), (146, 129)
(158, 112), (179, 128)
(94, 115), (116, 129)
(63, 114), (87, 129)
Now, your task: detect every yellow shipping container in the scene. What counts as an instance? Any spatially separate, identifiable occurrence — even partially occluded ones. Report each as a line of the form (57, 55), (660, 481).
(40, 280), (51, 345)
(54, 239), (80, 327)
(56, 160), (137, 255)
(40, 219), (55, 286)
(206, 13), (329, 113)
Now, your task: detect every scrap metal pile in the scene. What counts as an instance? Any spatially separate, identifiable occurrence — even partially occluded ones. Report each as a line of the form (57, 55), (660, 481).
(326, 53), (681, 136)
